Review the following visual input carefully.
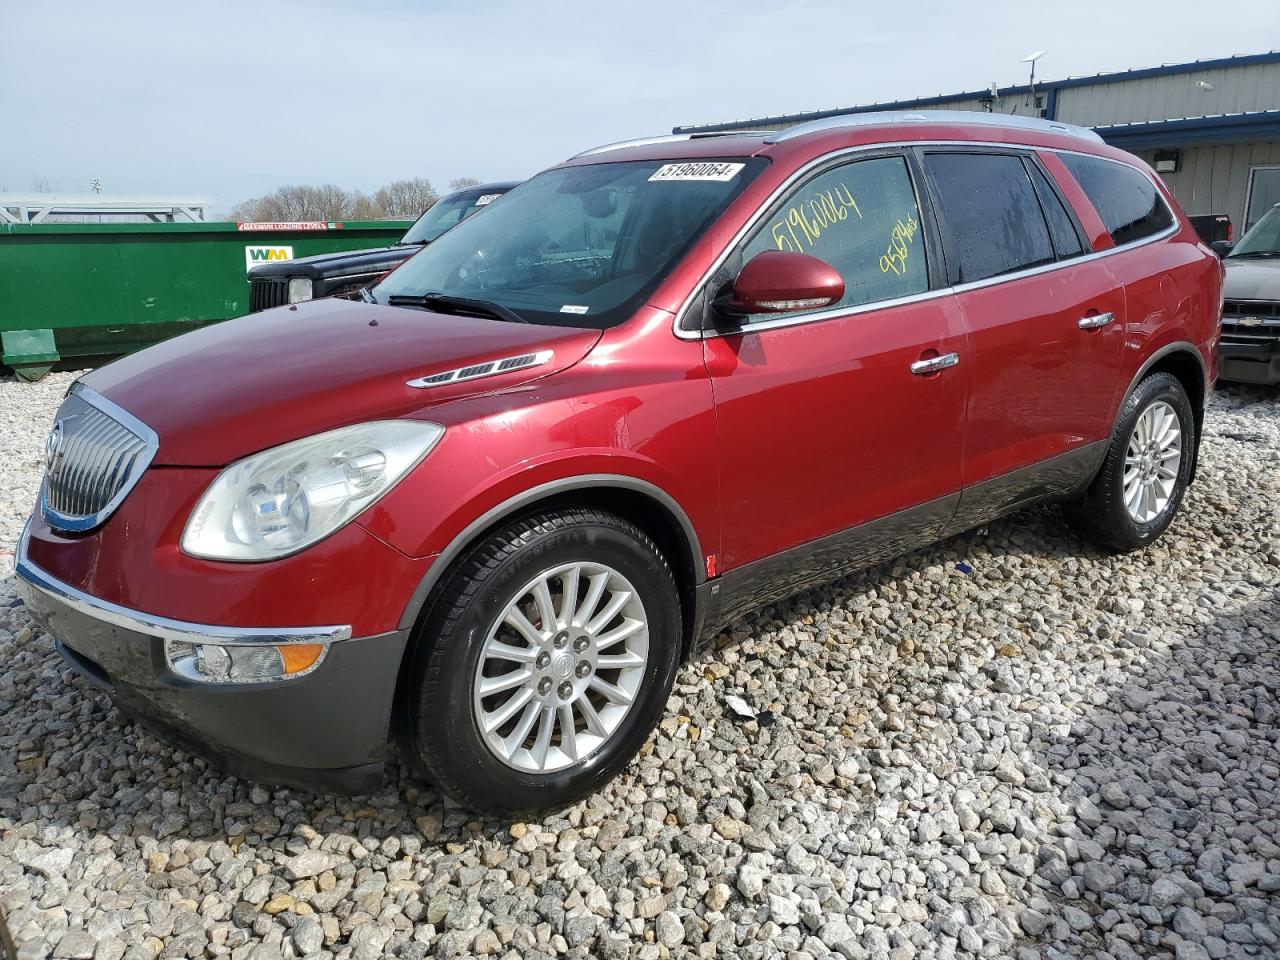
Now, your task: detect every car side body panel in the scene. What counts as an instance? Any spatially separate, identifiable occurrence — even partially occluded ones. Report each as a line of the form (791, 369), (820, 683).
(701, 294), (968, 572)
(1049, 155), (1221, 409)
(356, 307), (721, 571)
(950, 260), (1128, 487)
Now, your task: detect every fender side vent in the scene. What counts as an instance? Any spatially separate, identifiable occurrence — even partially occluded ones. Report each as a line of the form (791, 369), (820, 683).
(456, 362), (496, 379)
(407, 350), (554, 389)
(412, 371), (455, 386)
(497, 353), (538, 372)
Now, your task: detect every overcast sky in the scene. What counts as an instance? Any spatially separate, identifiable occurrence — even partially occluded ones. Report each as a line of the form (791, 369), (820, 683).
(2, 0), (1276, 214)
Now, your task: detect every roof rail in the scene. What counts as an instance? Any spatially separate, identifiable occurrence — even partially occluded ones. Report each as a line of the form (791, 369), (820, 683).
(764, 110), (1103, 144)
(570, 130), (757, 159)
(570, 134), (693, 159)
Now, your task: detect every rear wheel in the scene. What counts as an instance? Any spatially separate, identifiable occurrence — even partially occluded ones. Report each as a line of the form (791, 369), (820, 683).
(403, 507), (681, 814)
(1065, 371), (1195, 551)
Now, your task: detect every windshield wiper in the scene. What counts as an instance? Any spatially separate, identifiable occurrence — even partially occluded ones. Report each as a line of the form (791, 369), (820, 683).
(1229, 250), (1280, 259)
(386, 292), (529, 324)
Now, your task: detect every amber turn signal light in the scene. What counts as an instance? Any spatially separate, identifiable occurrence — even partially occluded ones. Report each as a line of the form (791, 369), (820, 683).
(279, 643), (326, 675)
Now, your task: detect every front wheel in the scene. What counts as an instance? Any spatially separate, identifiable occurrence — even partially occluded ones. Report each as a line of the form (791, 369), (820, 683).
(403, 507), (682, 815)
(1065, 371), (1196, 551)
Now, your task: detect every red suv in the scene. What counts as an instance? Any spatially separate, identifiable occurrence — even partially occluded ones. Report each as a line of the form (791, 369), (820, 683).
(17, 112), (1220, 813)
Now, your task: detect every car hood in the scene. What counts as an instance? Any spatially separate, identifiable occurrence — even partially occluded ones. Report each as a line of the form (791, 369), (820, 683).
(82, 297), (601, 466)
(1223, 258), (1280, 301)
(248, 244), (418, 280)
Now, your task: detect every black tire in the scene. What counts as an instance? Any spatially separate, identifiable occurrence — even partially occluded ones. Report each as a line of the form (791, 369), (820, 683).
(1065, 371), (1196, 552)
(402, 507), (682, 815)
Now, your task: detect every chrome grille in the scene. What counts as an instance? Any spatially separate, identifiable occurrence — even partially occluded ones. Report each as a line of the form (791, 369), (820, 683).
(41, 384), (158, 532)
(1223, 299), (1279, 320)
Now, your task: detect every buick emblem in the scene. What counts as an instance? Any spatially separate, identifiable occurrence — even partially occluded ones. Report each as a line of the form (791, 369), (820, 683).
(45, 421), (65, 473)
(552, 653), (575, 680)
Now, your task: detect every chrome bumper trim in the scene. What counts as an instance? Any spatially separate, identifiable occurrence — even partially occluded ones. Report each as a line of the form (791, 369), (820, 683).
(14, 523), (352, 647)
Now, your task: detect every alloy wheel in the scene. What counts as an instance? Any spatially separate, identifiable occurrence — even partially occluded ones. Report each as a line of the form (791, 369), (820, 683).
(472, 561), (649, 773)
(1122, 400), (1182, 524)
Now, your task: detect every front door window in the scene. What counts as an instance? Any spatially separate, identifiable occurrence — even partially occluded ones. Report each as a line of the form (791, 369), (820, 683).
(738, 156), (929, 315)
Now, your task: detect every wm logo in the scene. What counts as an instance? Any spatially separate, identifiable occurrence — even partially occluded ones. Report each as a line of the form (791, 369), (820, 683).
(245, 245), (294, 272)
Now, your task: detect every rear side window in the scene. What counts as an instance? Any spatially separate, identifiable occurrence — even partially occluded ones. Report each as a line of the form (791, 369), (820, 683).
(923, 152), (1055, 283)
(1057, 153), (1174, 246)
(1025, 160), (1087, 259)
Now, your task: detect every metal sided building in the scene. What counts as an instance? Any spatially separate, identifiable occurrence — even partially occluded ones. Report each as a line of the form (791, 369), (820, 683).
(673, 51), (1280, 236)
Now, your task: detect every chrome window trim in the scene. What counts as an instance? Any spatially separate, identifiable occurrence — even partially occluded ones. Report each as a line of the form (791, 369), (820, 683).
(41, 382), (160, 532)
(15, 523), (353, 646)
(672, 139), (1179, 341)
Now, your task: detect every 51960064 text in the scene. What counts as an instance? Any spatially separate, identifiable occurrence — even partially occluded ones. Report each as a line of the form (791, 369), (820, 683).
(769, 183), (862, 252)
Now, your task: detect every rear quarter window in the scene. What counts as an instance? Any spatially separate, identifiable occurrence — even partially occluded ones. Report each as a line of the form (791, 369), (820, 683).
(1057, 153), (1174, 246)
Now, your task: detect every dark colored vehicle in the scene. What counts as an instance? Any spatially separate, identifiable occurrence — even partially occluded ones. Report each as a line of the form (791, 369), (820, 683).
(246, 182), (519, 312)
(1189, 213), (1231, 247)
(17, 112), (1219, 814)
(1219, 203), (1280, 384)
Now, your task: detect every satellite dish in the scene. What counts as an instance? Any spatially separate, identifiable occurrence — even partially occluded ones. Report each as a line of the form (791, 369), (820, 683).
(1021, 50), (1046, 63)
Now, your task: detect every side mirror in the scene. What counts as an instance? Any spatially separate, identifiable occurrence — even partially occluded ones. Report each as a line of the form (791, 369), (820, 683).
(724, 250), (845, 317)
(1210, 240), (1233, 258)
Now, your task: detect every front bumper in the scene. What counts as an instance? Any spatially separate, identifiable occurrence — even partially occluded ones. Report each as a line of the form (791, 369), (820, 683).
(15, 527), (410, 793)
(1219, 332), (1280, 385)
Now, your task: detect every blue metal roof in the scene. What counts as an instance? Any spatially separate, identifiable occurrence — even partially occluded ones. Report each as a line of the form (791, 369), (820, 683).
(673, 51), (1280, 135)
(1095, 111), (1280, 149)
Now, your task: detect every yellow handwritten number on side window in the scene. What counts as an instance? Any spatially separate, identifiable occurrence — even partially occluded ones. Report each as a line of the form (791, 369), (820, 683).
(879, 215), (919, 276)
(770, 183), (862, 252)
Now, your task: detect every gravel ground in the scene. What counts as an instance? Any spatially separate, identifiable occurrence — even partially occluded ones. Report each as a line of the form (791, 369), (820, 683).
(1, 370), (1277, 960)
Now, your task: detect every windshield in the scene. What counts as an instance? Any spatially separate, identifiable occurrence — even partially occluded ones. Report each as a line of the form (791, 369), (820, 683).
(400, 190), (508, 245)
(1229, 205), (1280, 258)
(377, 158), (766, 328)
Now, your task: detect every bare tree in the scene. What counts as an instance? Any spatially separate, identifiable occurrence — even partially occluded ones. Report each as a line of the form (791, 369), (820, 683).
(229, 184), (367, 222)
(351, 193), (384, 221)
(229, 178), (445, 221)
(373, 178), (438, 218)
(449, 177), (481, 191)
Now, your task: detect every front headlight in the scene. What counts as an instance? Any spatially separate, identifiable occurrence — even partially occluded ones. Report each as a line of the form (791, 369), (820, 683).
(288, 278), (314, 303)
(181, 420), (444, 561)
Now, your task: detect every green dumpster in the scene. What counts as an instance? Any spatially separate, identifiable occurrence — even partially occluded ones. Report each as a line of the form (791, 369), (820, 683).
(0, 219), (412, 380)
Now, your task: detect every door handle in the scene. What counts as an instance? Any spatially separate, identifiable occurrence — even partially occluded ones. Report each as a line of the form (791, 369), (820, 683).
(1078, 312), (1115, 330)
(910, 352), (960, 375)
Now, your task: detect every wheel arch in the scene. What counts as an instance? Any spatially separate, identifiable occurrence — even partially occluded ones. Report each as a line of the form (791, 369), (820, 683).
(395, 475), (706, 657)
(1121, 341), (1207, 483)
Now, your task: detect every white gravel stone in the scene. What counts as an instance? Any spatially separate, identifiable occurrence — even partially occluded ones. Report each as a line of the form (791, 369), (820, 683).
(281, 850), (336, 880)
(1, 371), (1278, 959)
